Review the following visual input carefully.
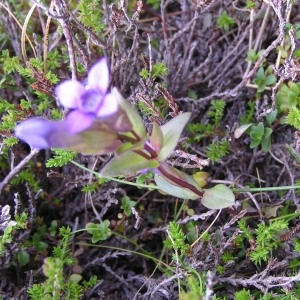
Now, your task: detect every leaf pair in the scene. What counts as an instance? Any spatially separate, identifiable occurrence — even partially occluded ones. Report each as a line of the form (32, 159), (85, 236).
(99, 97), (191, 177)
(155, 163), (234, 210)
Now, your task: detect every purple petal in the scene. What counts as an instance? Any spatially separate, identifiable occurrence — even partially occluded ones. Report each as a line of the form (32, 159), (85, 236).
(55, 80), (85, 109)
(15, 117), (121, 154)
(96, 93), (118, 117)
(80, 90), (104, 113)
(15, 118), (56, 148)
(49, 121), (121, 154)
(65, 110), (95, 134)
(87, 58), (109, 93)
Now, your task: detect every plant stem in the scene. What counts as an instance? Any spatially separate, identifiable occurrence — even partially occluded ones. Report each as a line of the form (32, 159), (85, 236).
(212, 179), (300, 193)
(234, 185), (300, 193)
(107, 129), (203, 197)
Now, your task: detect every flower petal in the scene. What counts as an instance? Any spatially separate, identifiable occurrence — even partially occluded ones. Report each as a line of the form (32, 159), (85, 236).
(65, 110), (95, 134)
(15, 118), (55, 148)
(87, 58), (109, 93)
(15, 117), (121, 154)
(80, 90), (104, 113)
(50, 121), (121, 154)
(96, 93), (118, 117)
(55, 80), (85, 108)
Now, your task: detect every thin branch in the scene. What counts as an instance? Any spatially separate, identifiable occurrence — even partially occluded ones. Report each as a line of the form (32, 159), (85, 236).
(0, 148), (39, 195)
(54, 0), (78, 80)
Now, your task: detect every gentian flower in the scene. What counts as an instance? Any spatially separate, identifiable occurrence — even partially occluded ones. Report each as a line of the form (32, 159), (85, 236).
(14, 58), (133, 153)
(55, 58), (119, 134)
(15, 118), (122, 154)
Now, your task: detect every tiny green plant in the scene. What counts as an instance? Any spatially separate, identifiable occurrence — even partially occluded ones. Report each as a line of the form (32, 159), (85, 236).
(250, 219), (289, 265)
(86, 220), (112, 243)
(139, 61), (168, 80)
(27, 227), (98, 300)
(246, 49), (265, 63)
(217, 11), (236, 32)
(0, 208), (28, 257)
(205, 140), (229, 162)
(10, 169), (41, 192)
(164, 221), (189, 255)
(146, 0), (160, 10)
(188, 99), (226, 142)
(32, 232), (48, 252)
(208, 99), (226, 127)
(179, 274), (205, 300)
(287, 107), (300, 129)
(237, 219), (289, 266)
(249, 122), (273, 152)
(253, 66), (277, 93)
(234, 289), (252, 300)
(77, 0), (106, 34)
(235, 110), (277, 152)
(246, 0), (256, 9)
(46, 149), (77, 168)
(276, 81), (300, 113)
(240, 101), (256, 125)
(120, 195), (136, 217)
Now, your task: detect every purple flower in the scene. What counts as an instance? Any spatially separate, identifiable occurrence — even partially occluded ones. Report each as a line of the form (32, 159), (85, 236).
(55, 58), (119, 134)
(14, 58), (135, 154)
(15, 118), (121, 154)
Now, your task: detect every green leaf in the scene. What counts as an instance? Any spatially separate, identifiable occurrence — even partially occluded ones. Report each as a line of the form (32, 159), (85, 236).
(116, 138), (145, 155)
(266, 109), (277, 126)
(99, 151), (159, 177)
(246, 49), (257, 62)
(192, 171), (210, 188)
(46, 149), (77, 168)
(257, 83), (266, 93)
(154, 164), (201, 200)
(86, 220), (112, 243)
(140, 68), (149, 79)
(289, 82), (299, 94)
(150, 122), (163, 152)
(264, 127), (273, 138)
(256, 67), (265, 80)
(287, 90), (298, 103)
(276, 83), (299, 113)
(158, 112), (191, 161)
(155, 173), (200, 199)
(69, 274), (82, 283)
(265, 74), (277, 86)
(262, 135), (272, 152)
(32, 233), (48, 251)
(152, 62), (168, 78)
(112, 88), (146, 138)
(250, 140), (260, 148)
(121, 196), (136, 216)
(17, 251), (30, 266)
(250, 122), (264, 141)
(201, 184), (235, 209)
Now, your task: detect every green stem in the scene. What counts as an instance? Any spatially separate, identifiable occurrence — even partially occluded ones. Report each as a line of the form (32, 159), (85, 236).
(233, 185), (300, 193)
(71, 160), (160, 189)
(72, 160), (300, 195)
